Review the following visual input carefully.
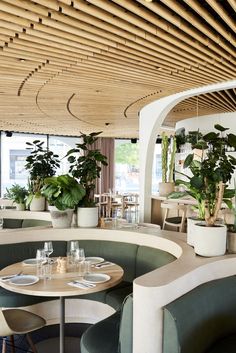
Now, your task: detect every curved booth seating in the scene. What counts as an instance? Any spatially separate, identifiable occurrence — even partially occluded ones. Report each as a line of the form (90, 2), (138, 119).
(81, 294), (133, 353)
(0, 239), (176, 310)
(0, 236), (176, 353)
(163, 276), (236, 353)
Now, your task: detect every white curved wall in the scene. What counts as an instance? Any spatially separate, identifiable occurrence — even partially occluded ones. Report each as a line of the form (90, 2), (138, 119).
(139, 80), (236, 223)
(176, 111), (236, 134)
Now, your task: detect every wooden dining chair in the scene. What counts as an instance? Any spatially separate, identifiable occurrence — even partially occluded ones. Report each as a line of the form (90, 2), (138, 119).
(161, 202), (187, 232)
(0, 308), (46, 353)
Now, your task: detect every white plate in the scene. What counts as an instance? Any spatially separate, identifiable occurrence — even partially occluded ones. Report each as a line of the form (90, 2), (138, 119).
(22, 258), (39, 266)
(9, 275), (39, 286)
(85, 257), (104, 265)
(83, 273), (111, 284)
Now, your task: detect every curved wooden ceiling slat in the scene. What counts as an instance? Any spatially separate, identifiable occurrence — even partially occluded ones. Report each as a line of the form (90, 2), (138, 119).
(0, 0), (234, 137)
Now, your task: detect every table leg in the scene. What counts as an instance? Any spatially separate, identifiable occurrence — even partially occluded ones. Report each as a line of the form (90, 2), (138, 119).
(60, 296), (65, 353)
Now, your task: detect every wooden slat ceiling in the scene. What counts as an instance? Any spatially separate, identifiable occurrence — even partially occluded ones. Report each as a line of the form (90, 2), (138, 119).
(0, 0), (235, 137)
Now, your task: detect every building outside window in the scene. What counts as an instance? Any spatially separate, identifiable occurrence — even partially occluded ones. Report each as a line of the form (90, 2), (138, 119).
(0, 133), (78, 197)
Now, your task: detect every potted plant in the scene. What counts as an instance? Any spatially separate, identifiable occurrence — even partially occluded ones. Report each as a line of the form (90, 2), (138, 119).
(159, 133), (176, 196)
(5, 184), (29, 211)
(41, 174), (85, 228)
(177, 124), (236, 256)
(65, 131), (108, 227)
(25, 140), (60, 211)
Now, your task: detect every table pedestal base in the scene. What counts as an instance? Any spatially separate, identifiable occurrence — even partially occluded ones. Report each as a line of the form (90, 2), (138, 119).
(32, 337), (81, 353)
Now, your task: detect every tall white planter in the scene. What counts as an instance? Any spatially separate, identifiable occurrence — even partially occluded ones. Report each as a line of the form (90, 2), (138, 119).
(48, 206), (74, 229)
(194, 223), (226, 257)
(77, 207), (98, 228)
(29, 196), (45, 211)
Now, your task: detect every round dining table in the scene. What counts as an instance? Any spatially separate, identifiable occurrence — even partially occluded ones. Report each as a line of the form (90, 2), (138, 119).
(0, 259), (124, 353)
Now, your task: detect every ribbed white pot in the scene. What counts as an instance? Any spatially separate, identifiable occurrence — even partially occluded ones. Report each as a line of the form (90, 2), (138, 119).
(29, 196), (45, 211)
(194, 222), (227, 257)
(77, 207), (98, 228)
(158, 182), (174, 197)
(48, 206), (74, 229)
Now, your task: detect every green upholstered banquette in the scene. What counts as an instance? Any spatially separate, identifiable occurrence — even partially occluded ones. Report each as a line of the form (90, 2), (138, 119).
(0, 238), (176, 353)
(163, 275), (236, 353)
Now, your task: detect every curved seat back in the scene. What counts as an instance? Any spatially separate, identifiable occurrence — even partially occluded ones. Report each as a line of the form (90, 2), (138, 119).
(163, 276), (236, 353)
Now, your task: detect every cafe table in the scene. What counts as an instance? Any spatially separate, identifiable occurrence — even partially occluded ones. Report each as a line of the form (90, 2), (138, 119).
(0, 260), (124, 353)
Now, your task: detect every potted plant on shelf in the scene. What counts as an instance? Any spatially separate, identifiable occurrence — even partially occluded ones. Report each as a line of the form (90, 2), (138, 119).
(159, 133), (176, 196)
(25, 140), (60, 211)
(174, 124), (236, 256)
(5, 184), (29, 211)
(41, 174), (85, 228)
(65, 131), (108, 227)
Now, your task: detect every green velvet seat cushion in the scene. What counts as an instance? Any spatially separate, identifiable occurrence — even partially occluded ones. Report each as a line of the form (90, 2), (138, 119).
(3, 219), (23, 229)
(205, 334), (236, 353)
(163, 276), (236, 353)
(72, 281), (132, 310)
(79, 240), (138, 282)
(105, 282), (133, 310)
(22, 219), (52, 227)
(136, 245), (176, 277)
(0, 287), (54, 307)
(80, 311), (120, 353)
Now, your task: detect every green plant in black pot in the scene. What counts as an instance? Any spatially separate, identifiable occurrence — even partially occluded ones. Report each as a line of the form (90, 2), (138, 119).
(65, 132), (108, 207)
(41, 174), (85, 211)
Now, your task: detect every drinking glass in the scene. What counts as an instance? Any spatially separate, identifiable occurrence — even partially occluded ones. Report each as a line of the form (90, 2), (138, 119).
(44, 241), (53, 262)
(75, 248), (85, 274)
(0, 218), (3, 229)
(36, 249), (46, 278)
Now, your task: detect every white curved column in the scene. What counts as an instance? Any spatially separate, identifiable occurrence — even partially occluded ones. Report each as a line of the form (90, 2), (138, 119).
(139, 80), (236, 223)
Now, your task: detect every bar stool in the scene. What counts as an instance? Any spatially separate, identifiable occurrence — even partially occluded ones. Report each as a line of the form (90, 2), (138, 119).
(161, 202), (186, 232)
(0, 308), (46, 353)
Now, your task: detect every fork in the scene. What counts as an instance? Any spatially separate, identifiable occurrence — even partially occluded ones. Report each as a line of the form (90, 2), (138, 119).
(0, 271), (23, 281)
(72, 280), (96, 288)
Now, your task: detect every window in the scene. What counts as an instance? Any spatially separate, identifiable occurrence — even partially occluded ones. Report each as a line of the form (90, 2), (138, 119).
(114, 139), (139, 193)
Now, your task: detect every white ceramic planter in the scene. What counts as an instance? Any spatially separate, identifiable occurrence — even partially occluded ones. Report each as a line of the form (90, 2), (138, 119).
(48, 206), (74, 229)
(194, 222), (227, 257)
(15, 203), (25, 211)
(158, 182), (175, 197)
(77, 207), (98, 228)
(227, 231), (236, 254)
(187, 217), (201, 246)
(29, 196), (45, 211)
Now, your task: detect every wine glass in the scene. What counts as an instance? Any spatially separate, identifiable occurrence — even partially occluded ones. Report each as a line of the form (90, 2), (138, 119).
(44, 241), (53, 262)
(68, 240), (79, 253)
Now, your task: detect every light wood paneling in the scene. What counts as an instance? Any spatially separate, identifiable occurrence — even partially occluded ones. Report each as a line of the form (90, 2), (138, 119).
(0, 0), (235, 137)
